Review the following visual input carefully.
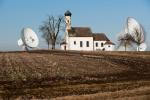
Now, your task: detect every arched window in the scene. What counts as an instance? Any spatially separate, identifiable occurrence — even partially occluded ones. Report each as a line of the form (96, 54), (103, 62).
(95, 42), (98, 47)
(80, 41), (83, 47)
(74, 41), (76, 45)
(101, 43), (104, 47)
(86, 41), (89, 47)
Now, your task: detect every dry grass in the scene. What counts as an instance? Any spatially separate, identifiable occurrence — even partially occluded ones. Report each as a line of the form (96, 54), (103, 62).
(0, 50), (149, 99)
(51, 85), (150, 100)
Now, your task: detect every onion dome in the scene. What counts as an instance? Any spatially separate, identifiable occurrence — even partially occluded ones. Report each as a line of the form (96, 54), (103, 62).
(65, 10), (72, 16)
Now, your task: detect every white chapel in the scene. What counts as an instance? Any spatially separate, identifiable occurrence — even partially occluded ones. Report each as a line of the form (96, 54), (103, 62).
(61, 10), (115, 51)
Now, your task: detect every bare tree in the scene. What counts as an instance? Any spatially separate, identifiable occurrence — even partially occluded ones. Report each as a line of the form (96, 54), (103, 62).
(39, 16), (65, 49)
(118, 32), (134, 51)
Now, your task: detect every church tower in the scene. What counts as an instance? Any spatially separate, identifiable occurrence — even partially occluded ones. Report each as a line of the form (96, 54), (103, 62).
(64, 10), (72, 30)
(63, 10), (72, 50)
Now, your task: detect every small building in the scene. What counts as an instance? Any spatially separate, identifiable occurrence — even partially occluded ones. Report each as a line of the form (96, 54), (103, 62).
(61, 10), (115, 51)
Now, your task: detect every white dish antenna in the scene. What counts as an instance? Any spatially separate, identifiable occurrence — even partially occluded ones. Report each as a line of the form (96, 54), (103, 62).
(18, 28), (39, 50)
(137, 43), (147, 51)
(127, 17), (144, 43)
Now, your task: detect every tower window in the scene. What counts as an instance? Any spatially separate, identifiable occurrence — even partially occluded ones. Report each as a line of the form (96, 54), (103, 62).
(101, 43), (104, 47)
(80, 41), (83, 47)
(96, 42), (98, 47)
(74, 41), (76, 45)
(86, 41), (89, 47)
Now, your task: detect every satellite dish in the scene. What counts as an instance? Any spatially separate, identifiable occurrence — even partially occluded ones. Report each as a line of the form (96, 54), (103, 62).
(137, 43), (147, 51)
(22, 28), (39, 48)
(127, 17), (144, 42)
(18, 28), (39, 50)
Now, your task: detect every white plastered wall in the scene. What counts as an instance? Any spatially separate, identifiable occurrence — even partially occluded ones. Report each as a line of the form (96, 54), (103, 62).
(67, 37), (93, 51)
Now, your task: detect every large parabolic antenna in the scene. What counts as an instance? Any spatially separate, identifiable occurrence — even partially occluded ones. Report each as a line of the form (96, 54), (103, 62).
(137, 43), (147, 51)
(126, 17), (147, 51)
(18, 28), (39, 50)
(127, 17), (144, 41)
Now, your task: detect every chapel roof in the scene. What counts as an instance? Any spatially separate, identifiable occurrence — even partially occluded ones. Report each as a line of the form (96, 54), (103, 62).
(104, 41), (115, 45)
(93, 33), (110, 41)
(68, 27), (93, 37)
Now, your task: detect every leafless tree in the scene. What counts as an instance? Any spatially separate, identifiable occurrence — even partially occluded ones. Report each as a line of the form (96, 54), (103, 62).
(39, 16), (65, 49)
(118, 32), (134, 51)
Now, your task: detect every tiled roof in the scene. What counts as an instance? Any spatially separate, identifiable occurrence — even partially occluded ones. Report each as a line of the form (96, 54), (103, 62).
(93, 33), (110, 41)
(67, 27), (114, 44)
(104, 41), (115, 45)
(68, 27), (93, 37)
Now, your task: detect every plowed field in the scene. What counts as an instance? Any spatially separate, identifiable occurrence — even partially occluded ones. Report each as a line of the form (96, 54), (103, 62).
(0, 51), (149, 99)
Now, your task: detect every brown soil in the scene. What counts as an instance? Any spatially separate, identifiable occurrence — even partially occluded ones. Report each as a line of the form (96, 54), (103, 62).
(0, 50), (149, 99)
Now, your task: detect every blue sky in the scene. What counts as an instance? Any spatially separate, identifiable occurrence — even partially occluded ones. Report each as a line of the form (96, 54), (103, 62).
(0, 0), (150, 51)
